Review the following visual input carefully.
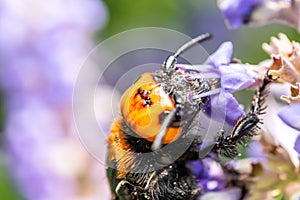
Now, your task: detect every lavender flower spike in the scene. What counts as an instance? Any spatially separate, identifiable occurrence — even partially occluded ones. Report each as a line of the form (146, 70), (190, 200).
(204, 42), (256, 126)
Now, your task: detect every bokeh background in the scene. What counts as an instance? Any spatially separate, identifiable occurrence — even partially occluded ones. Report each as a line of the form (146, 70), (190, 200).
(0, 0), (299, 199)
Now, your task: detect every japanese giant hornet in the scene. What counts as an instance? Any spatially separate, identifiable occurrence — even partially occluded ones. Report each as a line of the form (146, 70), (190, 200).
(106, 34), (272, 200)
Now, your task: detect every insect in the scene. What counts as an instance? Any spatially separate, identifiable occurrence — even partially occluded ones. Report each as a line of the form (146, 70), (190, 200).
(215, 72), (273, 158)
(106, 34), (272, 200)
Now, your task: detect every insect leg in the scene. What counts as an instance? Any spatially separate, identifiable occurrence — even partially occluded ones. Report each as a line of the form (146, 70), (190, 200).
(215, 71), (275, 158)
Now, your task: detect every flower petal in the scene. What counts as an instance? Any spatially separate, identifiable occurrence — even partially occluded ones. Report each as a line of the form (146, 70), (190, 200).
(295, 136), (300, 154)
(218, 0), (261, 29)
(219, 63), (256, 92)
(264, 97), (300, 168)
(189, 158), (225, 193)
(200, 188), (242, 200)
(205, 42), (233, 69)
(281, 83), (300, 104)
(207, 90), (245, 127)
(262, 33), (293, 57)
(278, 103), (300, 132)
(247, 141), (266, 161)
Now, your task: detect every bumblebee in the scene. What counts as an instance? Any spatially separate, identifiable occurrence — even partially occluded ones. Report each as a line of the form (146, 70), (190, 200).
(106, 34), (272, 200)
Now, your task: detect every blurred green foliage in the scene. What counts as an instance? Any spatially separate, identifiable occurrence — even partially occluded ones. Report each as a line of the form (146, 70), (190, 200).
(101, 0), (189, 37)
(0, 158), (22, 199)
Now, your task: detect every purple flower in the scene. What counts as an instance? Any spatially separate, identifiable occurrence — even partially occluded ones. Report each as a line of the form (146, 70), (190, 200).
(295, 136), (300, 154)
(278, 103), (300, 132)
(204, 42), (256, 126)
(200, 188), (241, 200)
(278, 103), (300, 155)
(247, 141), (266, 161)
(0, 0), (111, 199)
(218, 0), (262, 28)
(177, 42), (256, 126)
(263, 95), (300, 167)
(0, 0), (107, 106)
(5, 99), (75, 199)
(189, 158), (226, 193)
(5, 97), (112, 200)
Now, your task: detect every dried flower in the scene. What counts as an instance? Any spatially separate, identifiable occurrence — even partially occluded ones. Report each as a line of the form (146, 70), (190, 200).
(281, 83), (300, 103)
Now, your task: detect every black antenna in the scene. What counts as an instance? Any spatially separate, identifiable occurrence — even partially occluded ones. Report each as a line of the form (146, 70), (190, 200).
(164, 33), (211, 74)
(174, 33), (211, 58)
